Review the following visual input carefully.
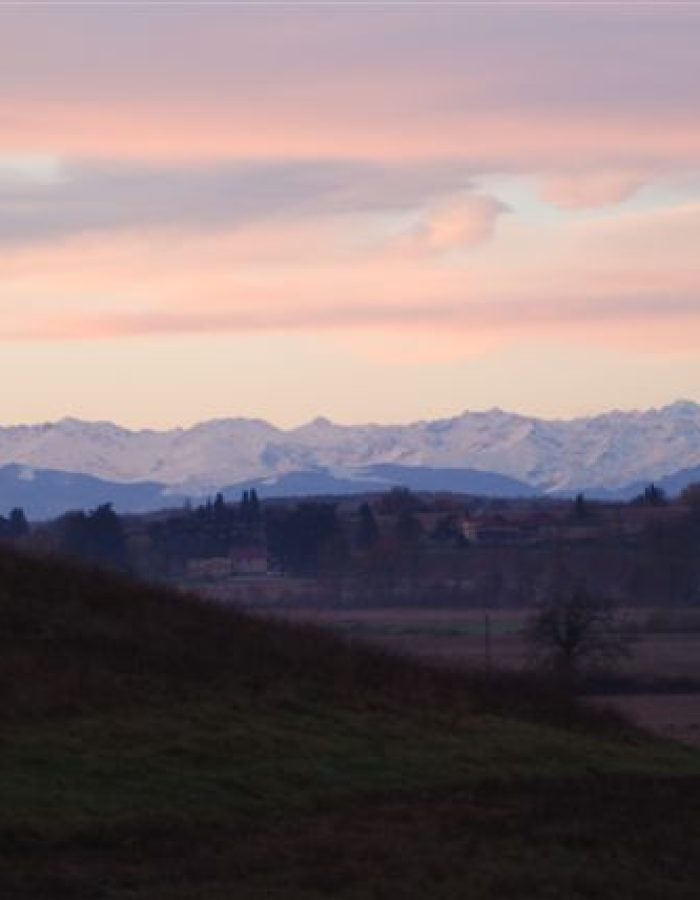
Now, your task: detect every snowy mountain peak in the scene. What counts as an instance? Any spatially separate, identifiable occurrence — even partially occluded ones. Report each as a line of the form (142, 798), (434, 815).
(661, 399), (699, 417)
(296, 416), (336, 431)
(0, 402), (698, 495)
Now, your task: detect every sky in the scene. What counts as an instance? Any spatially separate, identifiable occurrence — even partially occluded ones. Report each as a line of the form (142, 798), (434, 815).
(0, 1), (699, 429)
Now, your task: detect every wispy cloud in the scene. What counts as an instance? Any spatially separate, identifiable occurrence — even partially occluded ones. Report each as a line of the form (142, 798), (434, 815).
(0, 3), (698, 424)
(386, 194), (509, 257)
(538, 171), (650, 210)
(2, 201), (697, 356)
(0, 159), (484, 246)
(1, 6), (699, 170)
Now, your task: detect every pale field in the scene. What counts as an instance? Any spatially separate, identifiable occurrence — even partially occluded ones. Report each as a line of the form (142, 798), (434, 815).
(261, 606), (700, 748)
(193, 578), (700, 747)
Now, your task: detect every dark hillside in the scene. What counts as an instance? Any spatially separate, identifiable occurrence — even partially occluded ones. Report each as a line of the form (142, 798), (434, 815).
(0, 547), (698, 899)
(0, 547), (612, 727)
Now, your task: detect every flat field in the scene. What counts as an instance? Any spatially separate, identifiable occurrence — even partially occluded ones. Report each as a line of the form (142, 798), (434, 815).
(261, 606), (700, 746)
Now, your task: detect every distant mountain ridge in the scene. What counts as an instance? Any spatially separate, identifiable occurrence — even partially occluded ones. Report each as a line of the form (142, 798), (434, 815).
(0, 401), (699, 517)
(0, 465), (186, 520)
(0, 462), (539, 520)
(220, 463), (539, 502)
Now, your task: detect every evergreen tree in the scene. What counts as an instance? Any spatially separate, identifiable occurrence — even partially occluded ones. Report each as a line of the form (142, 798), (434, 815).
(356, 502), (379, 550)
(58, 504), (127, 570)
(266, 502), (341, 574)
(249, 488), (261, 526)
(633, 483), (667, 507)
(86, 503), (128, 570)
(241, 490), (251, 524)
(7, 508), (28, 540)
(213, 492), (226, 520)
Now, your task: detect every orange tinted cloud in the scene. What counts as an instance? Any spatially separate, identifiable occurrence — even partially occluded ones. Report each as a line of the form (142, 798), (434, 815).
(2, 4), (698, 170)
(0, 2), (698, 412)
(4, 101), (700, 170)
(1, 201), (697, 355)
(387, 194), (509, 257)
(539, 171), (650, 209)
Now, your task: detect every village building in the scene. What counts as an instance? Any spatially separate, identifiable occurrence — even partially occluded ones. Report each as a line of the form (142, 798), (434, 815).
(231, 545), (269, 575)
(186, 557), (233, 580)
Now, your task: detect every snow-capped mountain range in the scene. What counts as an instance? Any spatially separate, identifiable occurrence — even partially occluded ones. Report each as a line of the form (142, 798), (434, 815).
(0, 402), (699, 507)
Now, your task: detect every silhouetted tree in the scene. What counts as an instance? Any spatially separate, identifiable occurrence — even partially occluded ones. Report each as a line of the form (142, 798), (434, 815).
(213, 492), (226, 520)
(90, 503), (128, 569)
(249, 488), (261, 526)
(377, 487), (424, 516)
(266, 503), (341, 574)
(680, 483), (700, 509)
(633, 483), (667, 507)
(355, 502), (379, 550)
(241, 488), (261, 530)
(573, 493), (588, 521)
(0, 508), (29, 542)
(525, 577), (629, 689)
(57, 504), (127, 571)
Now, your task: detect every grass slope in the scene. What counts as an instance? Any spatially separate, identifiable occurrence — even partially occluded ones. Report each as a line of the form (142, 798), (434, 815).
(0, 547), (698, 898)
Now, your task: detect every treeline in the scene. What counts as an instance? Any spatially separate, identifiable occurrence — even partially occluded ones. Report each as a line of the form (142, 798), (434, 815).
(147, 491), (263, 572)
(145, 487), (446, 577)
(55, 504), (128, 570)
(1, 486), (447, 579)
(146, 491), (433, 576)
(0, 508), (29, 542)
(2, 482), (699, 609)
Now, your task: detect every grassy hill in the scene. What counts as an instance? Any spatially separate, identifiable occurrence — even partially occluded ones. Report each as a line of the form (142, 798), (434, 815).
(0, 547), (698, 898)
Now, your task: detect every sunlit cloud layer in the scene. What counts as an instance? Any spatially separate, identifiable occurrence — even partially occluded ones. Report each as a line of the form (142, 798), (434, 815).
(0, 4), (698, 425)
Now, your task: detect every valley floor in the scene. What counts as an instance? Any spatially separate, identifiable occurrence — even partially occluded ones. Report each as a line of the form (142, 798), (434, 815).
(250, 605), (700, 748)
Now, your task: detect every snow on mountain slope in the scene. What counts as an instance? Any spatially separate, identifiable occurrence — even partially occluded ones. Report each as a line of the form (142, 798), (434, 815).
(0, 401), (698, 494)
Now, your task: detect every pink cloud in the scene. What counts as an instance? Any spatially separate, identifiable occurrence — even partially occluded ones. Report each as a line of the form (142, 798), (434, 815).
(4, 101), (700, 173)
(0, 7), (697, 370)
(387, 194), (508, 257)
(6, 291), (697, 370)
(539, 171), (649, 209)
(0, 200), (698, 355)
(1, 11), (698, 173)
(1, 5), (698, 172)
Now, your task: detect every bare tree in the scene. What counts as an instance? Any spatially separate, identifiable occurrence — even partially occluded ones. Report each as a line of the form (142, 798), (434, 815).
(525, 576), (630, 689)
